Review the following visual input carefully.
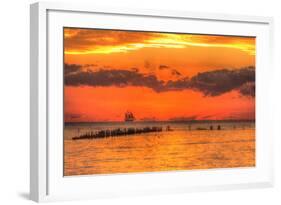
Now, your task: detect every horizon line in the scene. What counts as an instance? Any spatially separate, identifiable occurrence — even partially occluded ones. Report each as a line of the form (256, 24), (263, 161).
(65, 119), (255, 123)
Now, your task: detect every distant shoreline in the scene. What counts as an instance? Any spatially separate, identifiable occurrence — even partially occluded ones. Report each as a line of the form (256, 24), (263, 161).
(65, 119), (255, 125)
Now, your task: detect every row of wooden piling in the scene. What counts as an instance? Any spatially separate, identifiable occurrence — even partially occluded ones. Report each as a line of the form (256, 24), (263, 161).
(72, 126), (164, 140)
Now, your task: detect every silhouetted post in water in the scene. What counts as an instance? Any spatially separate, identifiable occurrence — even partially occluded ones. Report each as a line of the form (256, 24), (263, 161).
(166, 125), (170, 131)
(166, 125), (173, 131)
(188, 124), (191, 131)
(210, 125), (213, 130)
(217, 125), (221, 130)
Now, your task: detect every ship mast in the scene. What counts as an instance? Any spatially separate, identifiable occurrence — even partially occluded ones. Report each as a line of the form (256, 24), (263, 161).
(124, 111), (135, 122)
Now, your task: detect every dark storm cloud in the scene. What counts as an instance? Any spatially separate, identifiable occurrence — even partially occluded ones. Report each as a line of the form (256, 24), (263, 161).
(159, 64), (170, 70)
(165, 77), (190, 90)
(158, 64), (182, 76)
(166, 67), (255, 96)
(158, 64), (181, 76)
(64, 66), (166, 92)
(64, 64), (82, 75)
(130, 67), (139, 72)
(188, 66), (255, 96)
(171, 69), (182, 76)
(64, 64), (255, 97)
(83, 64), (97, 68)
(238, 81), (255, 97)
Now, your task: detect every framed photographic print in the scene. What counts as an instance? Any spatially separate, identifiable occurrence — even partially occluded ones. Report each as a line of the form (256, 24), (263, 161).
(30, 2), (274, 202)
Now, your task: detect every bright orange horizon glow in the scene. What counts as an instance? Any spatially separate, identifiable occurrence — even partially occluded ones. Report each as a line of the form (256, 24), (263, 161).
(64, 28), (255, 122)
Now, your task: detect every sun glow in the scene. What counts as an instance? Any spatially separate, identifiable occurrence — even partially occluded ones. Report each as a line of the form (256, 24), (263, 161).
(64, 28), (255, 122)
(64, 29), (255, 55)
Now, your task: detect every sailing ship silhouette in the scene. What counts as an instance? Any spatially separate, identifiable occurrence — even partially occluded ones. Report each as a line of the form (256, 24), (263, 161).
(124, 111), (135, 122)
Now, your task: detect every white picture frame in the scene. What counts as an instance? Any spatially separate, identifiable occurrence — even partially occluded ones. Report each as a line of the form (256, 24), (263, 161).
(30, 1), (274, 202)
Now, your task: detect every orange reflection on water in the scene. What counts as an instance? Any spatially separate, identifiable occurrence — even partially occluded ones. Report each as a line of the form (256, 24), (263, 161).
(64, 129), (255, 176)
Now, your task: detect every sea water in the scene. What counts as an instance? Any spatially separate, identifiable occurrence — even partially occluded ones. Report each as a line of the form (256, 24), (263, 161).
(64, 121), (255, 176)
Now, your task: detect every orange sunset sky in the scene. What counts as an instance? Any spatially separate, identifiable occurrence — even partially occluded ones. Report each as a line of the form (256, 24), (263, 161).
(64, 28), (255, 122)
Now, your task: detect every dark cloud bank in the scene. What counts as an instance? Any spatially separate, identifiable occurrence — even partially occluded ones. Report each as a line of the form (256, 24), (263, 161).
(64, 64), (255, 97)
